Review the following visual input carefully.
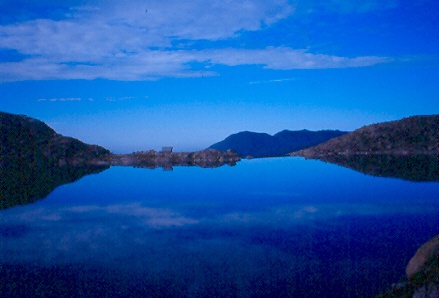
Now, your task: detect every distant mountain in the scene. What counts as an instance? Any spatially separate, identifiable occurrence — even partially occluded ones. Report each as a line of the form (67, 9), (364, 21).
(209, 129), (349, 158)
(291, 115), (439, 157)
(0, 111), (110, 167)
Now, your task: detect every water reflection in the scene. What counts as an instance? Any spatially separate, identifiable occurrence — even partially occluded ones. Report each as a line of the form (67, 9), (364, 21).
(0, 158), (438, 297)
(2, 154), (436, 211)
(312, 154), (438, 182)
(0, 151), (238, 209)
(0, 161), (109, 209)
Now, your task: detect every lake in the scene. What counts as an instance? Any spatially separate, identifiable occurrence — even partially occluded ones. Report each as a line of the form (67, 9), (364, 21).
(1, 157), (438, 297)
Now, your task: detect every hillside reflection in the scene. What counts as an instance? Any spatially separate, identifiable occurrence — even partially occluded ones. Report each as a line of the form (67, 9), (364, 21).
(0, 161), (109, 209)
(1, 154), (437, 210)
(315, 154), (438, 182)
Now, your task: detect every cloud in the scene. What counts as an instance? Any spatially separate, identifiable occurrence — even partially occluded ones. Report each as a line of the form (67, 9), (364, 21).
(300, 0), (399, 14)
(37, 97), (81, 102)
(74, 0), (295, 41)
(249, 78), (297, 84)
(36, 96), (147, 102)
(7, 203), (199, 229)
(204, 47), (393, 69)
(220, 205), (321, 225)
(0, 0), (393, 81)
(0, 1), (293, 57)
(105, 96), (148, 102)
(2, 47), (392, 81)
(71, 203), (199, 228)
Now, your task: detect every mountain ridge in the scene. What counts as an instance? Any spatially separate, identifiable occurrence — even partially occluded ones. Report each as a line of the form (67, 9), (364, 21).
(209, 129), (349, 158)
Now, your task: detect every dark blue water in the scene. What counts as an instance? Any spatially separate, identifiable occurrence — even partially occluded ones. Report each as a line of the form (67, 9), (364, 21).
(1, 157), (438, 297)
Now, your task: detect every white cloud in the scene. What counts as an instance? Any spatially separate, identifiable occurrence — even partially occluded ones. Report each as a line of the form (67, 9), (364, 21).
(105, 96), (147, 101)
(79, 0), (295, 41)
(37, 97), (81, 102)
(37, 96), (147, 102)
(70, 203), (199, 228)
(249, 78), (297, 84)
(9, 203), (199, 229)
(0, 0), (294, 59)
(2, 47), (392, 81)
(300, 0), (399, 14)
(0, 0), (393, 81)
(204, 47), (393, 69)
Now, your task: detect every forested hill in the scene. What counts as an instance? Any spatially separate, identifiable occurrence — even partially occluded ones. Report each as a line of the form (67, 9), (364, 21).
(0, 111), (110, 166)
(291, 115), (439, 157)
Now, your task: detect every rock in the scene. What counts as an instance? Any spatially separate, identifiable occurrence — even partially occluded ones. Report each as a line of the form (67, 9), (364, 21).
(412, 284), (439, 298)
(406, 234), (439, 279)
(379, 234), (439, 297)
(108, 149), (241, 169)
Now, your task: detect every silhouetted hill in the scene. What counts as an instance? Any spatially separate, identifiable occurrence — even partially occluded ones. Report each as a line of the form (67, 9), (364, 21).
(291, 115), (439, 157)
(290, 115), (438, 182)
(209, 129), (348, 158)
(0, 111), (111, 209)
(0, 111), (110, 167)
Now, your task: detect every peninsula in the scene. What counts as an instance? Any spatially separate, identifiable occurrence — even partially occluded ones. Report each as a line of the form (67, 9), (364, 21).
(0, 111), (239, 209)
(0, 111), (240, 170)
(290, 115), (438, 157)
(290, 115), (439, 182)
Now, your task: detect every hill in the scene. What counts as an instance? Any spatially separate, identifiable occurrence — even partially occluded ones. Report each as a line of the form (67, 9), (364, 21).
(291, 115), (439, 157)
(0, 111), (111, 167)
(209, 129), (348, 158)
(0, 111), (111, 208)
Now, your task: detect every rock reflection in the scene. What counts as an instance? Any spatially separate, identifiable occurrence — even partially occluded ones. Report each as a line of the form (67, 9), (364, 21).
(314, 154), (438, 182)
(0, 149), (241, 210)
(0, 161), (109, 209)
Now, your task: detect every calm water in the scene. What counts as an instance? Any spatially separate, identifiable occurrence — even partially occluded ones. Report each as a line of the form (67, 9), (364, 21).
(1, 157), (438, 297)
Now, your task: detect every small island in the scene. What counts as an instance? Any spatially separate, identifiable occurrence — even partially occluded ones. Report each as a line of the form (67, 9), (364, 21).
(107, 149), (240, 169)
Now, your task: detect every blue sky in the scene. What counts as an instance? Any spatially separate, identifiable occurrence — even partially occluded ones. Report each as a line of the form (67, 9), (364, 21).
(0, 0), (438, 153)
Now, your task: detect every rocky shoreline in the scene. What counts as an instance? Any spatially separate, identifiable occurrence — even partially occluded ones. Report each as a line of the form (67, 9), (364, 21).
(98, 149), (241, 169)
(380, 234), (439, 297)
(0, 111), (241, 170)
